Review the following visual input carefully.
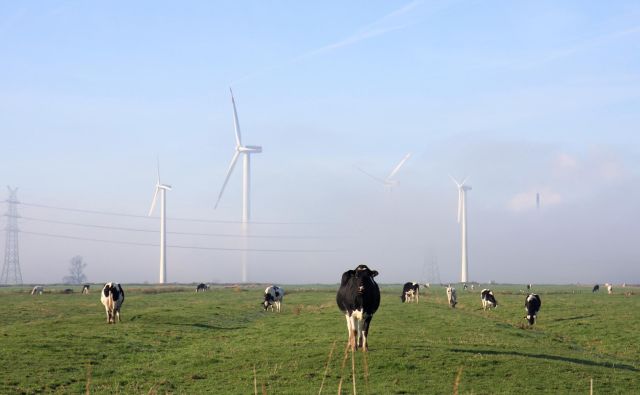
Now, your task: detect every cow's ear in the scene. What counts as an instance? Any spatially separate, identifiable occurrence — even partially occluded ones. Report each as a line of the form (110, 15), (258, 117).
(371, 270), (379, 277)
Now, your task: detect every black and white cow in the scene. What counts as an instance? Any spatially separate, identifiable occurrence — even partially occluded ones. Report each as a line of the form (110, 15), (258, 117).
(336, 265), (380, 352)
(100, 282), (125, 324)
(606, 283), (613, 294)
(446, 286), (457, 308)
(592, 284), (600, 293)
(31, 285), (44, 295)
(524, 293), (541, 325)
(263, 285), (284, 312)
(82, 284), (90, 294)
(401, 282), (420, 303)
(481, 289), (498, 310)
(196, 283), (209, 292)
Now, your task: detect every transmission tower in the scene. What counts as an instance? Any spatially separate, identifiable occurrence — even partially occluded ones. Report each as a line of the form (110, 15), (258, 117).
(425, 254), (441, 285)
(1, 187), (22, 285)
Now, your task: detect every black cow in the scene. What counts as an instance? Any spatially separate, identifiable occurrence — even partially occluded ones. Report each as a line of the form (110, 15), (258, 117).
(524, 293), (541, 325)
(196, 283), (209, 292)
(400, 282), (420, 303)
(592, 284), (600, 293)
(481, 289), (497, 310)
(336, 265), (380, 351)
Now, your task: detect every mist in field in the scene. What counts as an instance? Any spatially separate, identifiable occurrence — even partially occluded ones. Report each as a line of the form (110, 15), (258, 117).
(1, 2), (639, 285)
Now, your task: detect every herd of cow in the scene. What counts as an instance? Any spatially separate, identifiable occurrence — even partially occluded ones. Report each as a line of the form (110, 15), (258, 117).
(335, 265), (543, 351)
(29, 266), (622, 352)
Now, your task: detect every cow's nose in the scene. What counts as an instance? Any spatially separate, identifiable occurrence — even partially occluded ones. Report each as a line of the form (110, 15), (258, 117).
(358, 285), (365, 292)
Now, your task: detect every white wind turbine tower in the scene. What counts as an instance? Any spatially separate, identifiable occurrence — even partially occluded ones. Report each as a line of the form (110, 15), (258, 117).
(451, 176), (471, 283)
(214, 88), (262, 283)
(148, 161), (172, 284)
(355, 153), (411, 191)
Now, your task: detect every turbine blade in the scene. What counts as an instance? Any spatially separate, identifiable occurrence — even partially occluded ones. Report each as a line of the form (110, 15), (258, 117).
(148, 187), (159, 216)
(230, 87), (242, 147)
(449, 174), (461, 187)
(386, 153), (411, 181)
(214, 150), (241, 209)
(460, 176), (468, 186)
(354, 165), (386, 184)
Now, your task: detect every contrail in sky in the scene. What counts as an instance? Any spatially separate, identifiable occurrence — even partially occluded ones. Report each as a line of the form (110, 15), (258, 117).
(231, 0), (425, 85)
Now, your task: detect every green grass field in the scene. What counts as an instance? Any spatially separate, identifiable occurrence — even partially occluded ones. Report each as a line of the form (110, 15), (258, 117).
(1, 284), (638, 394)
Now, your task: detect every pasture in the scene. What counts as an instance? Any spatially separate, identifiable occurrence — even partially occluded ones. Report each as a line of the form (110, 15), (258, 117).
(0, 284), (638, 394)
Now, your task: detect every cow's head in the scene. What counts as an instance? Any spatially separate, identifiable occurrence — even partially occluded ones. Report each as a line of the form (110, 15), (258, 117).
(525, 314), (536, 325)
(352, 265), (378, 294)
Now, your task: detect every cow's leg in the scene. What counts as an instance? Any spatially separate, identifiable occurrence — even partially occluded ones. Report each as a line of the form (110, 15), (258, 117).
(105, 307), (111, 323)
(116, 308), (121, 323)
(361, 314), (373, 352)
(345, 314), (357, 351)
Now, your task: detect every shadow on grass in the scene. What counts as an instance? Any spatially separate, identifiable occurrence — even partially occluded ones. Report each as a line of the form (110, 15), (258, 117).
(164, 322), (246, 330)
(553, 314), (595, 322)
(450, 348), (638, 372)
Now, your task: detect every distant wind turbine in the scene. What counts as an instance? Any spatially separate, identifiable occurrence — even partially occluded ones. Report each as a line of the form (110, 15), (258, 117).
(214, 88), (262, 282)
(148, 160), (172, 284)
(536, 192), (540, 210)
(355, 153), (411, 190)
(451, 176), (471, 283)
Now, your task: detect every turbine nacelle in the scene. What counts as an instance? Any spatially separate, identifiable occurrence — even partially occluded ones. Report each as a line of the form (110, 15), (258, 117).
(238, 145), (262, 153)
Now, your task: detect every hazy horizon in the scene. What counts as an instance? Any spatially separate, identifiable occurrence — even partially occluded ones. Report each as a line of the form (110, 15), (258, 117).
(1, 1), (639, 285)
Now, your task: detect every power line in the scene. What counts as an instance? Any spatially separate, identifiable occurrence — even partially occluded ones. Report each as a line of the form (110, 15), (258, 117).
(11, 215), (340, 240)
(20, 231), (342, 253)
(18, 202), (320, 225)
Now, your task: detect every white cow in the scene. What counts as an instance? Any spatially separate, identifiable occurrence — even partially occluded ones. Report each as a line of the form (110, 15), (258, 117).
(31, 285), (44, 295)
(606, 283), (613, 294)
(100, 282), (125, 324)
(263, 285), (284, 312)
(446, 286), (457, 308)
(82, 284), (90, 294)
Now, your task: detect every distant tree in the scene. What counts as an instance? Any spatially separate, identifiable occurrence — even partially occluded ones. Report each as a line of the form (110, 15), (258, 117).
(63, 256), (87, 284)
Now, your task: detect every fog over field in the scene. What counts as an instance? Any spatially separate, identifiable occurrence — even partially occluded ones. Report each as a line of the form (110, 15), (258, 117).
(1, 1), (639, 284)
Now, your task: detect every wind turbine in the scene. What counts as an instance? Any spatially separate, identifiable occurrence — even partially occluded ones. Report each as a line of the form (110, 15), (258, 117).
(355, 153), (411, 190)
(451, 176), (471, 283)
(148, 161), (171, 284)
(214, 88), (262, 282)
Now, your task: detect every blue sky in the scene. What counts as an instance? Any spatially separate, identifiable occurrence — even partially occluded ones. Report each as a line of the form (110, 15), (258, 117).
(1, 1), (639, 284)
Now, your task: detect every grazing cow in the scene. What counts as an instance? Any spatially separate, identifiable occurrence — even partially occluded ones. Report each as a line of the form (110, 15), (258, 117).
(526, 284), (532, 290)
(463, 283), (468, 291)
(592, 284), (600, 293)
(524, 293), (541, 325)
(62, 288), (74, 294)
(401, 282), (420, 303)
(100, 282), (125, 324)
(336, 265), (380, 352)
(31, 285), (44, 295)
(263, 285), (285, 312)
(481, 289), (498, 310)
(471, 284), (475, 291)
(195, 283), (209, 292)
(446, 286), (457, 308)
(82, 284), (90, 294)
(606, 283), (613, 294)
